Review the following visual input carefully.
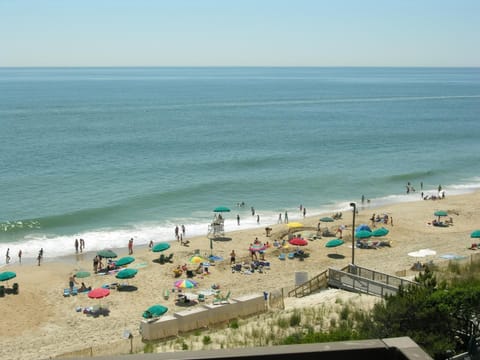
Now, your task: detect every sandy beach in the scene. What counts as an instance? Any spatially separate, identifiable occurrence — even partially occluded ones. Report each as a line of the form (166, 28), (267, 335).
(1, 190), (479, 359)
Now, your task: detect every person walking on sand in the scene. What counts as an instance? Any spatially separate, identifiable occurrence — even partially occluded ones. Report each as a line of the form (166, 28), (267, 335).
(278, 213), (282, 224)
(75, 239), (79, 253)
(6, 248), (10, 264)
(237, 214), (240, 225)
(181, 224), (186, 237)
(37, 248), (43, 266)
(303, 207), (306, 218)
(284, 211), (289, 223)
(175, 226), (179, 241)
(257, 214), (260, 224)
(18, 249), (22, 264)
(230, 250), (236, 264)
(80, 238), (85, 252)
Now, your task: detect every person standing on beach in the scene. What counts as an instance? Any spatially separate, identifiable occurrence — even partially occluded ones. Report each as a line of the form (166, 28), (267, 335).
(278, 213), (282, 223)
(80, 239), (85, 252)
(75, 239), (79, 253)
(257, 214), (260, 224)
(175, 226), (179, 241)
(68, 275), (78, 292)
(303, 207), (306, 218)
(18, 249), (22, 264)
(284, 211), (288, 223)
(128, 238), (134, 255)
(6, 248), (10, 264)
(230, 250), (236, 264)
(37, 248), (43, 266)
(237, 214), (240, 225)
(251, 207), (255, 216)
(181, 224), (185, 237)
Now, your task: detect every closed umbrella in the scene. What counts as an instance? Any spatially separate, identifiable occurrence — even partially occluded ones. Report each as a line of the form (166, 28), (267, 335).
(115, 256), (135, 267)
(152, 242), (171, 253)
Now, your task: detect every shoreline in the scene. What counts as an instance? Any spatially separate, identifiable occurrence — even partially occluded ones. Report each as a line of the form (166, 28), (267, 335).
(1, 189), (479, 359)
(2, 183), (479, 262)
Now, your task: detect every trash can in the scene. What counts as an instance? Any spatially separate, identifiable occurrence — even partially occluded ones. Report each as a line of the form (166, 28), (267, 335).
(0, 285), (5, 297)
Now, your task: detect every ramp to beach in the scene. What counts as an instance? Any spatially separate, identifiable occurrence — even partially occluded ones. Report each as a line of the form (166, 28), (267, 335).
(288, 264), (417, 298)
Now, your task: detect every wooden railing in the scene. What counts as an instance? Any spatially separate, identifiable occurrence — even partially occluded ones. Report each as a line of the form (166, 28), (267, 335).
(287, 269), (329, 298)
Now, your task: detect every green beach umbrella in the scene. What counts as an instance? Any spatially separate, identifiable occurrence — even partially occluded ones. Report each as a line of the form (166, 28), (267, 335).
(434, 210), (448, 217)
(97, 249), (117, 258)
(471, 230), (480, 239)
(143, 304), (168, 319)
(320, 217), (334, 222)
(116, 268), (138, 279)
(213, 206), (230, 213)
(355, 230), (373, 239)
(75, 271), (91, 279)
(372, 227), (389, 237)
(152, 242), (171, 253)
(325, 239), (344, 248)
(115, 256), (135, 267)
(0, 271), (16, 282)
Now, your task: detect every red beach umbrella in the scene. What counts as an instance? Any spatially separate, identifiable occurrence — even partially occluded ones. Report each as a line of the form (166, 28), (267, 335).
(289, 237), (308, 246)
(88, 287), (110, 299)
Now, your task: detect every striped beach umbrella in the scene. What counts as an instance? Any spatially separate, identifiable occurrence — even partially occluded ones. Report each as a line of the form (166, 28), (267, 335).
(174, 279), (197, 289)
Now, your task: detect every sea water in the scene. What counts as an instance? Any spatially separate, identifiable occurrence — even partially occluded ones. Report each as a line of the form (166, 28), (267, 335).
(1, 67), (479, 260)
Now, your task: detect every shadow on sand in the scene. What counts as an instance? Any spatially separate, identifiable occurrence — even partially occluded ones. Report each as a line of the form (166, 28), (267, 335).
(327, 253), (345, 259)
(117, 285), (138, 292)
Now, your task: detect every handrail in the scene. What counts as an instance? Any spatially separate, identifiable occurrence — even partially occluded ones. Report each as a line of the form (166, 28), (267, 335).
(288, 269), (329, 298)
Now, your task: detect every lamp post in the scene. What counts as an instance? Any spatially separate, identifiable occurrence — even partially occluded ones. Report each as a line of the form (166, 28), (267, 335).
(350, 202), (356, 265)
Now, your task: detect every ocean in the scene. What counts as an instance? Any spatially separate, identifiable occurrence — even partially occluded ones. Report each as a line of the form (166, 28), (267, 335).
(1, 67), (479, 261)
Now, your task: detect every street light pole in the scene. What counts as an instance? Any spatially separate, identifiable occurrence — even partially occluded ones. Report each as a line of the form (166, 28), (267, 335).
(350, 202), (356, 265)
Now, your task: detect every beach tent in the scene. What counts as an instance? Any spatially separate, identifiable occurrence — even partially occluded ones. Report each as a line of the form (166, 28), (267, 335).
(356, 224), (371, 232)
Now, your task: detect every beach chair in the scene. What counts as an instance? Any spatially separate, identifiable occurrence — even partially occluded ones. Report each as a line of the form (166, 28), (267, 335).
(278, 253), (286, 260)
(166, 253), (174, 263)
(198, 293), (205, 302)
(71, 287), (78, 296)
(288, 253), (295, 260)
(163, 289), (170, 300)
(12, 283), (19, 295)
(63, 288), (70, 297)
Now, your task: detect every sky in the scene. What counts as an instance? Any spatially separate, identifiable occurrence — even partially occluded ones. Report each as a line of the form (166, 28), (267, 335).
(0, 0), (479, 67)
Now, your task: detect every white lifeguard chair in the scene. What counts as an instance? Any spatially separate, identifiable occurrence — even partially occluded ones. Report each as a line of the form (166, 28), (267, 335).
(208, 217), (225, 238)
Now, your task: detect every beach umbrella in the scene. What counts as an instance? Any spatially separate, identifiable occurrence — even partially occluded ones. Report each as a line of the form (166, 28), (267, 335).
(356, 224), (372, 232)
(75, 271), (91, 279)
(471, 230), (480, 238)
(434, 210), (448, 217)
(325, 239), (344, 248)
(320, 217), (334, 222)
(208, 255), (223, 262)
(88, 287), (110, 299)
(143, 304), (168, 319)
(97, 249), (117, 258)
(189, 255), (206, 264)
(213, 206), (230, 213)
(287, 222), (304, 229)
(116, 268), (138, 279)
(289, 237), (308, 246)
(174, 279), (197, 289)
(355, 230), (373, 239)
(152, 242), (171, 253)
(115, 256), (135, 267)
(372, 227), (389, 237)
(0, 271), (16, 282)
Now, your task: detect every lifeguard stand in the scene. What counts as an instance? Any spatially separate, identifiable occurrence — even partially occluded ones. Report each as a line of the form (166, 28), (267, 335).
(207, 216), (225, 238)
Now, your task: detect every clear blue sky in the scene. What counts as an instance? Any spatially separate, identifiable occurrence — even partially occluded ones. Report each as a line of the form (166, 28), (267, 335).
(1, 0), (479, 67)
